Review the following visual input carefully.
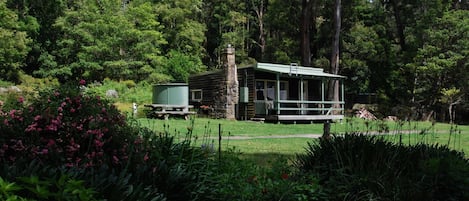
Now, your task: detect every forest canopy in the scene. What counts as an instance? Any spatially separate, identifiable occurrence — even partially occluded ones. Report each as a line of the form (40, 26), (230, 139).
(0, 0), (468, 121)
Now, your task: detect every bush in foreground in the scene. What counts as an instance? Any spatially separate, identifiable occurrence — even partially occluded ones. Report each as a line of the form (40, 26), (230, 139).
(295, 133), (469, 201)
(0, 82), (208, 200)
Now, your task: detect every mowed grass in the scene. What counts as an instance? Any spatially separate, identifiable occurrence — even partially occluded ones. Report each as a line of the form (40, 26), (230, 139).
(137, 117), (469, 155)
(137, 117), (327, 136)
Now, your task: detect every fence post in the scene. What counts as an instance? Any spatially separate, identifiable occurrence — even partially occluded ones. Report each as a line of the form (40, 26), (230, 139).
(323, 120), (331, 139)
(218, 124), (222, 161)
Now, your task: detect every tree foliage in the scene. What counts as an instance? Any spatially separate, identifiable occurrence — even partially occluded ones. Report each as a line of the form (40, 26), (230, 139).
(0, 0), (468, 121)
(34, 0), (167, 82)
(0, 0), (33, 82)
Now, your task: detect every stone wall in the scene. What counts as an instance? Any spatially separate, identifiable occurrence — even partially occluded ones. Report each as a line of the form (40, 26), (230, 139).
(213, 45), (239, 119)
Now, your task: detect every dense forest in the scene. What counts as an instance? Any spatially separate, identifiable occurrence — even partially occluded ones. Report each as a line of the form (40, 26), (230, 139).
(0, 0), (468, 122)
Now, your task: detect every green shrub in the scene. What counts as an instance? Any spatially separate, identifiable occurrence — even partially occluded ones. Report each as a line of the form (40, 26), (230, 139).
(85, 79), (152, 105)
(0, 175), (98, 201)
(295, 134), (469, 201)
(0, 81), (204, 200)
(191, 148), (325, 201)
(0, 82), (134, 169)
(122, 80), (136, 88)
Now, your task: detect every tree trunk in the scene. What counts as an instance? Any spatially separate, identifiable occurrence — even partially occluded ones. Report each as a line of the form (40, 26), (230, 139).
(300, 0), (314, 67)
(253, 0), (266, 61)
(389, 0), (407, 51)
(328, 0), (341, 111)
(448, 104), (453, 124)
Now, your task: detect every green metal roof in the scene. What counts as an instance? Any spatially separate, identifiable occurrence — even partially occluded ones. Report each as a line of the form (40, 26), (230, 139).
(254, 63), (345, 79)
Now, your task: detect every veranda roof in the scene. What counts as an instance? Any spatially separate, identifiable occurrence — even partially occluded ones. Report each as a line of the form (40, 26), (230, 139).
(254, 62), (345, 79)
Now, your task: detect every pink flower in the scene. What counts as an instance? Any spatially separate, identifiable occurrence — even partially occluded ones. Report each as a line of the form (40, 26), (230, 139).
(45, 124), (57, 131)
(25, 123), (38, 132)
(76, 124), (83, 131)
(144, 152), (149, 161)
(94, 139), (104, 148)
(79, 79), (86, 85)
(9, 110), (16, 118)
(18, 96), (24, 103)
(112, 155), (119, 164)
(47, 139), (55, 147)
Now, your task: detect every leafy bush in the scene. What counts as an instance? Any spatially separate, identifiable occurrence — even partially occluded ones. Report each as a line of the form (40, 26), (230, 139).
(85, 79), (152, 105)
(0, 83), (218, 200)
(295, 134), (469, 201)
(0, 174), (98, 201)
(191, 149), (325, 201)
(0, 82), (134, 169)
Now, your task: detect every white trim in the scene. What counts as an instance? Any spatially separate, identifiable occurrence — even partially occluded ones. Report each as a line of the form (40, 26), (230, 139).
(255, 79), (288, 101)
(190, 89), (203, 102)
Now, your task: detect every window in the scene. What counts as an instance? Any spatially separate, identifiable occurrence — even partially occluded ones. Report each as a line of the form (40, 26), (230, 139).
(256, 81), (265, 100)
(255, 80), (288, 101)
(191, 89), (202, 101)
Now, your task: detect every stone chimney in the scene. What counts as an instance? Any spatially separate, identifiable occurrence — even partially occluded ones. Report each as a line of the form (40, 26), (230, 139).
(222, 45), (239, 119)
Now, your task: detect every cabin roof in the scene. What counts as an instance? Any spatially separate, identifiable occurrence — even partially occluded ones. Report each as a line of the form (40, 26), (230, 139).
(254, 63), (345, 79)
(189, 62), (345, 78)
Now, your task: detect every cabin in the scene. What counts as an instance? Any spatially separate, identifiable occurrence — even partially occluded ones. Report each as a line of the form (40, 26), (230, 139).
(188, 46), (345, 122)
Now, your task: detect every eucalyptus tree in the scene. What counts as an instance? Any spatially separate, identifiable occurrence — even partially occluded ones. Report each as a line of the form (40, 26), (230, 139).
(328, 0), (341, 109)
(263, 0), (301, 64)
(0, 0), (32, 82)
(407, 9), (468, 121)
(250, 0), (267, 61)
(153, 0), (207, 81)
(36, 0), (167, 83)
(203, 0), (253, 66)
(154, 0), (206, 57)
(6, 0), (65, 75)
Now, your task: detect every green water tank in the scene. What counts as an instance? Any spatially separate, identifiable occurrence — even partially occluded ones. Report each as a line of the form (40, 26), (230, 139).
(152, 83), (189, 105)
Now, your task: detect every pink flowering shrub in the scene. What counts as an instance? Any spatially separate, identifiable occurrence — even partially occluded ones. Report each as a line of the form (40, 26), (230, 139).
(0, 82), (138, 168)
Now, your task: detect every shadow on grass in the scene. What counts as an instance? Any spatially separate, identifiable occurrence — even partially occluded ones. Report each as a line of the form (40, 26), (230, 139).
(234, 152), (296, 167)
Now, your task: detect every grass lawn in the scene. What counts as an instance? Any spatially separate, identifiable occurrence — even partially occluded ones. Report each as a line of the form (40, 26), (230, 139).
(137, 117), (326, 136)
(137, 117), (469, 156)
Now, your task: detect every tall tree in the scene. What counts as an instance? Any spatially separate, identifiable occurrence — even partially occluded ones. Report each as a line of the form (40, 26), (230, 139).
(0, 0), (32, 82)
(202, 0), (251, 66)
(264, 0), (300, 64)
(37, 0), (167, 82)
(7, 0), (65, 75)
(154, 0), (206, 58)
(407, 9), (469, 121)
(251, 0), (267, 61)
(300, 0), (314, 66)
(328, 0), (341, 110)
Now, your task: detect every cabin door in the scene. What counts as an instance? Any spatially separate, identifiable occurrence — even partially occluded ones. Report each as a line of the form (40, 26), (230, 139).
(254, 80), (288, 116)
(254, 80), (275, 115)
